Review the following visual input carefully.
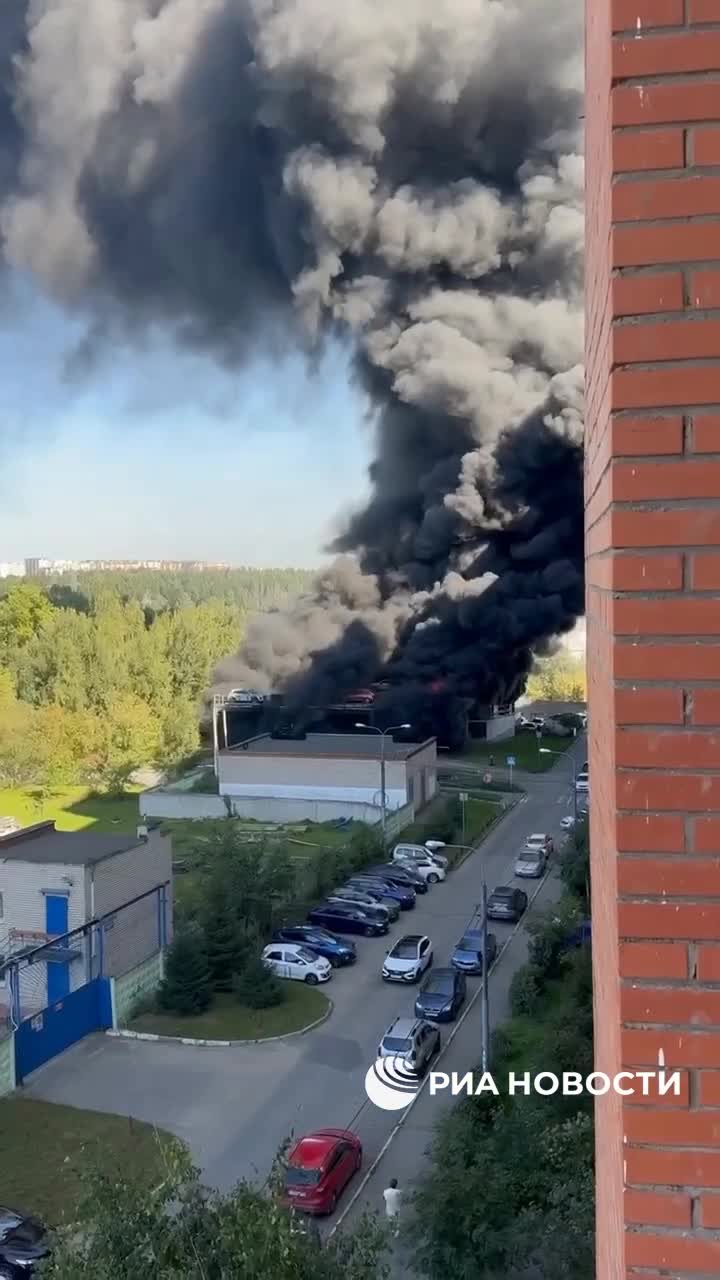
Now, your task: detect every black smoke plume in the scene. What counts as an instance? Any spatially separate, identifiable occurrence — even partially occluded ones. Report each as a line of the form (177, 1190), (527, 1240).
(0, 2), (585, 743)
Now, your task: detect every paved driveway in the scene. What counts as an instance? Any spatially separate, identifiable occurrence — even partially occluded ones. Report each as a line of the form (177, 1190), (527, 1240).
(25, 741), (584, 1196)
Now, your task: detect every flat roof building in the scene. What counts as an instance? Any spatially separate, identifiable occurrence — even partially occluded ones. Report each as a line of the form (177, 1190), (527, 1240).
(216, 732), (438, 826)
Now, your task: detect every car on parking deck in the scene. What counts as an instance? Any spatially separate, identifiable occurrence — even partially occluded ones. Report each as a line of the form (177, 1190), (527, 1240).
(308, 901), (388, 937)
(414, 968), (466, 1022)
(325, 893), (391, 927)
(0, 1208), (49, 1278)
(347, 875), (416, 909)
(328, 885), (400, 921)
(283, 1129), (362, 1216)
(378, 1016), (440, 1074)
(560, 815), (576, 831)
(261, 943), (332, 985)
(368, 864), (429, 894)
(382, 934), (433, 983)
(513, 848), (546, 878)
(486, 886), (528, 922)
(450, 928), (498, 974)
(272, 926), (356, 967)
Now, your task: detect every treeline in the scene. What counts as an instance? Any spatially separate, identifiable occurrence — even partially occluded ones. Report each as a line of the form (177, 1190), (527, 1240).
(0, 571), (308, 793)
(412, 819), (593, 1279)
(1, 566), (313, 616)
(525, 651), (587, 703)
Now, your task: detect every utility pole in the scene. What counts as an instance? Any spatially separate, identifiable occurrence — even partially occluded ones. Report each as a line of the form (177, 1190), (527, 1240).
(481, 878), (490, 1072)
(380, 739), (387, 851)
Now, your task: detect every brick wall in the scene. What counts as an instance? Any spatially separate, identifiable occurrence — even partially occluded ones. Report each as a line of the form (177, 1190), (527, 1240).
(586, 1), (720, 1276)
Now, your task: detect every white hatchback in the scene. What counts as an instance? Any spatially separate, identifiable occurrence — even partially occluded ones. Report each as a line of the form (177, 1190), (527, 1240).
(382, 934), (433, 983)
(261, 943), (332, 985)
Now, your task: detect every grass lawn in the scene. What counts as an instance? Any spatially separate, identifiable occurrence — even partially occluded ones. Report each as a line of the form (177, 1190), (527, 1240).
(0, 785), (140, 833)
(400, 794), (500, 858)
(464, 733), (573, 772)
(0, 1097), (173, 1225)
(129, 986), (329, 1040)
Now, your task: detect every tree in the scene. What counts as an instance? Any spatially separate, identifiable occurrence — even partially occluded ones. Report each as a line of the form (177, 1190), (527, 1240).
(203, 884), (256, 992)
(233, 953), (285, 1009)
(157, 929), (212, 1016)
(42, 1143), (389, 1280)
(90, 692), (161, 791)
(525, 653), (587, 703)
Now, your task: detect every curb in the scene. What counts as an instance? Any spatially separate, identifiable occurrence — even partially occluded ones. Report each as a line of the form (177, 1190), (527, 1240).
(327, 860), (556, 1239)
(107, 997), (333, 1048)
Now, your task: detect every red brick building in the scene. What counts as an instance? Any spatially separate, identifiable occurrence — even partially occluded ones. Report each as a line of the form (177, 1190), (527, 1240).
(586, 1), (720, 1275)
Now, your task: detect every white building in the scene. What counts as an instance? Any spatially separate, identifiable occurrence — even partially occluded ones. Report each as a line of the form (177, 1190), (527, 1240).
(216, 732), (438, 825)
(0, 822), (172, 1018)
(0, 563), (24, 579)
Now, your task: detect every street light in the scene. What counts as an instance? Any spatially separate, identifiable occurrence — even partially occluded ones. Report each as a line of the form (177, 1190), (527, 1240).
(539, 746), (578, 821)
(354, 722), (412, 850)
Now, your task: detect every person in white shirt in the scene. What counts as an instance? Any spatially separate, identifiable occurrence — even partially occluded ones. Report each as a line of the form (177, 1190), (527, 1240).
(383, 1178), (402, 1236)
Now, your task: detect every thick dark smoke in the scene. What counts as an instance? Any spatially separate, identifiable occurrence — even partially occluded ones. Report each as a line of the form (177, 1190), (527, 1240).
(0, 2), (584, 741)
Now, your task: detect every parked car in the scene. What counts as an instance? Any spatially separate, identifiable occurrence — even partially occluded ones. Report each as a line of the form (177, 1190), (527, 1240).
(308, 902), (389, 937)
(575, 772), (589, 793)
(414, 968), (466, 1022)
(368, 864), (429, 894)
(560, 815), (576, 831)
(329, 886), (400, 921)
(0, 1208), (49, 1278)
(514, 848), (546, 878)
(326, 894), (391, 926)
(524, 832), (554, 855)
(450, 928), (498, 974)
(392, 849), (446, 883)
(346, 688), (375, 704)
(392, 842), (449, 872)
(262, 943), (332, 985)
(382, 934), (433, 983)
(378, 1016), (440, 1074)
(283, 1129), (362, 1216)
(347, 875), (416, 909)
(227, 687), (264, 704)
(272, 926), (356, 967)
(486, 886), (528, 922)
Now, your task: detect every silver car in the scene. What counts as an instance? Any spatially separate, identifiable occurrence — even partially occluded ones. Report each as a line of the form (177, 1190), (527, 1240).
(513, 848), (546, 878)
(378, 1016), (440, 1074)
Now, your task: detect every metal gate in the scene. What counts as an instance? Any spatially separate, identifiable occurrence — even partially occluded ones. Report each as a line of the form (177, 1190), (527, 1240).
(14, 977), (112, 1083)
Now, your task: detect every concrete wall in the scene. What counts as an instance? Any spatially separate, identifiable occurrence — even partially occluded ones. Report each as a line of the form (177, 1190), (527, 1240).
(585, 3), (720, 1275)
(92, 831), (173, 978)
(0, 1033), (15, 1097)
(112, 951), (164, 1028)
(140, 791), (229, 821)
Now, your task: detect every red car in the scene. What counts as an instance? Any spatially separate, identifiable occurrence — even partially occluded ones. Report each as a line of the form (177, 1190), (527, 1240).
(283, 1129), (362, 1215)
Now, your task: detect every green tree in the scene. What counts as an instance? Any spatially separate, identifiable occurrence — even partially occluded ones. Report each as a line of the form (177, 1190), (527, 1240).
(525, 653), (586, 703)
(203, 884), (256, 992)
(42, 1143), (388, 1280)
(233, 953), (285, 1009)
(157, 929), (212, 1016)
(90, 693), (161, 791)
(0, 582), (54, 659)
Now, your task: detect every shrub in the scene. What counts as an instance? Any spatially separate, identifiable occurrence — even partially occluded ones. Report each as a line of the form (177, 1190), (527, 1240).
(233, 954), (285, 1009)
(157, 928), (212, 1016)
(509, 963), (545, 1017)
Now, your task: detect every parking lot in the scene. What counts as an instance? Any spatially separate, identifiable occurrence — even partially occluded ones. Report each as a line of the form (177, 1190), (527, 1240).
(25, 739), (584, 1206)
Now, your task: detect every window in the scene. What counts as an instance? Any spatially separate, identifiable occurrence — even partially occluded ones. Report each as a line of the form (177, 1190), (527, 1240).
(266, 950), (283, 962)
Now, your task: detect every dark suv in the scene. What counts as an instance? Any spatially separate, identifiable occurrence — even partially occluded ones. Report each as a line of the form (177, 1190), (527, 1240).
(0, 1208), (49, 1277)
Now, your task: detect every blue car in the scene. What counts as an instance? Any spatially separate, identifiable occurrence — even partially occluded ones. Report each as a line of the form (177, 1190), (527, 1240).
(450, 929), (498, 975)
(272, 925), (357, 967)
(347, 875), (416, 909)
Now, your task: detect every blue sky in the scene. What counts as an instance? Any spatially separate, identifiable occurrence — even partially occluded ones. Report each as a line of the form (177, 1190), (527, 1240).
(0, 282), (372, 568)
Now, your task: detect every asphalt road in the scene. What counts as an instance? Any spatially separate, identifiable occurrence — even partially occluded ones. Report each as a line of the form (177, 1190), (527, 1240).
(25, 738), (585, 1210)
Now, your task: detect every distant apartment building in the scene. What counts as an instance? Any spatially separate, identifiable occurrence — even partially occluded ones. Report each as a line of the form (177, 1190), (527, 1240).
(0, 563), (25, 579)
(24, 558), (232, 576)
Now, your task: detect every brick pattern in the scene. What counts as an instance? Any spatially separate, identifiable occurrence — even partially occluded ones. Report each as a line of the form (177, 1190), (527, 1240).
(586, 1), (720, 1276)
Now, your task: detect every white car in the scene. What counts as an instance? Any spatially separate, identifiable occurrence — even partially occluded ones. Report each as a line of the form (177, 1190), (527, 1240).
(382, 934), (433, 983)
(261, 943), (332, 985)
(392, 842), (449, 873)
(393, 851), (446, 883)
(560, 815), (576, 831)
(524, 832), (554, 856)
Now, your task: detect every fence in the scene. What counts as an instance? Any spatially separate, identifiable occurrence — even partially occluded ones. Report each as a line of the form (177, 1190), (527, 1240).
(1, 883), (169, 1084)
(0, 1032), (15, 1097)
(112, 951), (165, 1027)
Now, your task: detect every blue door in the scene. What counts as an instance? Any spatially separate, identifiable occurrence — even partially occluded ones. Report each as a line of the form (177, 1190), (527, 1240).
(45, 894), (70, 1003)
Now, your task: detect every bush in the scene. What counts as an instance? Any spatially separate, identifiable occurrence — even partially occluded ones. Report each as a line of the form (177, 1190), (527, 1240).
(157, 928), (212, 1016)
(233, 954), (285, 1010)
(509, 963), (545, 1017)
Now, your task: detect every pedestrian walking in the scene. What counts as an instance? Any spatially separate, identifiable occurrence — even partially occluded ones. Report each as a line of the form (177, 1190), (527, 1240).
(383, 1178), (402, 1237)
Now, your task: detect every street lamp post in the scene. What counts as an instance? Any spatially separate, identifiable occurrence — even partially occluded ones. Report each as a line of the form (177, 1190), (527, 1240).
(354, 722), (412, 850)
(539, 746), (579, 820)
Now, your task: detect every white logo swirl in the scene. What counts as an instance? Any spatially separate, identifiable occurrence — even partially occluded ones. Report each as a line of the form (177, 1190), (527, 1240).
(364, 1055), (420, 1111)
